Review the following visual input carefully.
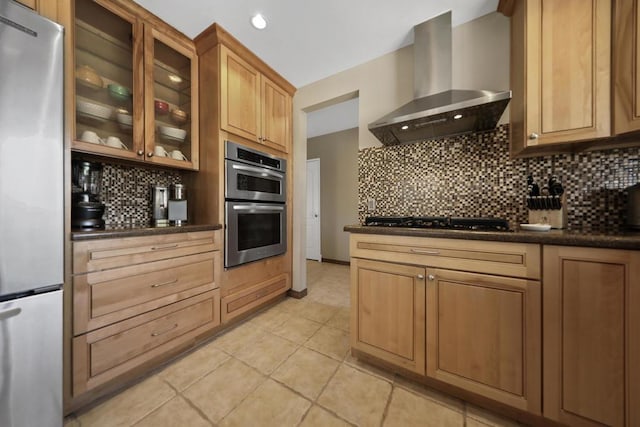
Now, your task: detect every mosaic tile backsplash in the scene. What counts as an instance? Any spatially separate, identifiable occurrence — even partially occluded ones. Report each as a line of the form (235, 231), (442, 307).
(359, 125), (640, 232)
(98, 163), (181, 227)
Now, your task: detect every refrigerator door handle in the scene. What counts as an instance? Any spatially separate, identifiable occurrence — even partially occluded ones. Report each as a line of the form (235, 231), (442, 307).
(0, 307), (21, 321)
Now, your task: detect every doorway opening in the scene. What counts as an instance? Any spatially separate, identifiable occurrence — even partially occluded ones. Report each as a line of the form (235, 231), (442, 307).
(305, 95), (359, 264)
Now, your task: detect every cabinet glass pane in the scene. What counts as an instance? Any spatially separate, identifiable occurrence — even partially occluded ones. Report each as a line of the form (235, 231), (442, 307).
(152, 38), (192, 163)
(74, 0), (135, 153)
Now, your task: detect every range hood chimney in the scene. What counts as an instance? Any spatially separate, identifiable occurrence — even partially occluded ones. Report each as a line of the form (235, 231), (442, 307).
(368, 11), (511, 145)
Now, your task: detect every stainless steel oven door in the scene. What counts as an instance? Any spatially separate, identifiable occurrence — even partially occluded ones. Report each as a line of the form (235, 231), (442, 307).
(225, 159), (286, 203)
(225, 201), (287, 268)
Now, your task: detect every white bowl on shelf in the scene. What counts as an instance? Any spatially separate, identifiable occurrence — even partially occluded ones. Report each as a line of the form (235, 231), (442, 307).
(116, 112), (133, 130)
(158, 125), (186, 142)
(77, 99), (112, 122)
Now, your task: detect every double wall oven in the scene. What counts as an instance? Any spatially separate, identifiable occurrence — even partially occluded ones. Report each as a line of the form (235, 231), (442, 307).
(225, 140), (287, 268)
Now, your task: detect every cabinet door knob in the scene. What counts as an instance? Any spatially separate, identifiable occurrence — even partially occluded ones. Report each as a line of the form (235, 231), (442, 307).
(147, 152), (153, 157)
(258, 136), (263, 141)
(528, 132), (539, 140)
(417, 274), (425, 280)
(137, 150), (144, 156)
(428, 274), (435, 281)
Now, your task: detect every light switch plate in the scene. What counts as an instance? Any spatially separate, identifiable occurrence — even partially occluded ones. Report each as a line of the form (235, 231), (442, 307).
(367, 199), (376, 212)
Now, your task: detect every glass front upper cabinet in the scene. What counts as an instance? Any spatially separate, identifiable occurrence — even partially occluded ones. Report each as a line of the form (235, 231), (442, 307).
(144, 27), (199, 169)
(73, 0), (143, 160)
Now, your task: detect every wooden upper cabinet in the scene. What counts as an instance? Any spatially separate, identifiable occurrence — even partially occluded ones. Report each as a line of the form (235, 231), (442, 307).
(543, 246), (640, 427)
(220, 45), (292, 153)
(614, 0), (640, 134)
(70, 0), (199, 170)
(220, 45), (261, 143)
(14, 0), (57, 20)
(144, 26), (199, 169)
(426, 268), (541, 413)
(72, 0), (144, 161)
(14, 0), (36, 10)
(350, 258), (426, 375)
(509, 0), (611, 155)
(261, 76), (290, 152)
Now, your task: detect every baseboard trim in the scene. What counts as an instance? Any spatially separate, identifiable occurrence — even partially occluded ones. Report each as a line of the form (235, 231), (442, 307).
(287, 288), (308, 299)
(321, 258), (350, 266)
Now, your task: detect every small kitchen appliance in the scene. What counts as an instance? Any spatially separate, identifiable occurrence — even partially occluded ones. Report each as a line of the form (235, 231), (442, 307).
(168, 183), (187, 226)
(151, 185), (169, 226)
(628, 182), (640, 230)
(71, 160), (105, 229)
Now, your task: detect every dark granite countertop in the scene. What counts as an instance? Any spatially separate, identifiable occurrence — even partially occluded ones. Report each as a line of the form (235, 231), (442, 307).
(71, 223), (222, 241)
(343, 225), (640, 250)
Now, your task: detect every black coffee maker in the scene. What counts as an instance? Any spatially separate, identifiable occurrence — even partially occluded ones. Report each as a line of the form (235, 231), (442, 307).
(72, 160), (105, 229)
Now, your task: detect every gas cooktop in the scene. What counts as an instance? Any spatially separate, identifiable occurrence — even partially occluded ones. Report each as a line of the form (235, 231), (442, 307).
(364, 216), (511, 232)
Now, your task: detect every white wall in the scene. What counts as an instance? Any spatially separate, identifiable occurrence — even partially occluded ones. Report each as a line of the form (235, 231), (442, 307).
(291, 12), (510, 291)
(307, 128), (359, 262)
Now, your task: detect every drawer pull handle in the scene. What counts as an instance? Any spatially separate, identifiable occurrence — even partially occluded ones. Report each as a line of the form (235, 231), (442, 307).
(151, 323), (178, 337)
(151, 278), (178, 288)
(151, 244), (179, 251)
(0, 307), (22, 321)
(410, 248), (440, 255)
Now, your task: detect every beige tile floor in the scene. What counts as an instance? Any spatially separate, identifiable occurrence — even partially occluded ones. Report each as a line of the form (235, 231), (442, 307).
(65, 261), (525, 427)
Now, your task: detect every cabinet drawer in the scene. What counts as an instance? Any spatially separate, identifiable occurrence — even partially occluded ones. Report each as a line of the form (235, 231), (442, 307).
(221, 273), (289, 323)
(72, 290), (220, 395)
(350, 234), (540, 279)
(73, 230), (219, 274)
(74, 252), (219, 334)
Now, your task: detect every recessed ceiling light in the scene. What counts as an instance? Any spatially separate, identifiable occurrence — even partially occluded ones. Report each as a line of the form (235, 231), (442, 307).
(401, 125), (409, 130)
(453, 114), (463, 120)
(251, 13), (267, 30)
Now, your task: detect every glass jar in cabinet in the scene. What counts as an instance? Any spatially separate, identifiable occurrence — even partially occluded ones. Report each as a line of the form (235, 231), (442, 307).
(72, 0), (144, 160)
(144, 26), (199, 170)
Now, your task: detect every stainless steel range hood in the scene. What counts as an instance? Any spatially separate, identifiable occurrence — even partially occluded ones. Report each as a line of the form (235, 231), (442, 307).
(368, 11), (511, 145)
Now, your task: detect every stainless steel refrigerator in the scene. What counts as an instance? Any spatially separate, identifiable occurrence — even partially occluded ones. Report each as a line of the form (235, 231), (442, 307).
(0, 1), (64, 426)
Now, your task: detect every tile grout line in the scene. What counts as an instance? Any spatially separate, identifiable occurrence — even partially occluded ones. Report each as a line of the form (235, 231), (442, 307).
(213, 359), (269, 426)
(379, 383), (396, 427)
(149, 376), (215, 427)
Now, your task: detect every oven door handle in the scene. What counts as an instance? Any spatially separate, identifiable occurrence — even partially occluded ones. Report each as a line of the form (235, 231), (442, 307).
(232, 205), (285, 211)
(232, 164), (284, 179)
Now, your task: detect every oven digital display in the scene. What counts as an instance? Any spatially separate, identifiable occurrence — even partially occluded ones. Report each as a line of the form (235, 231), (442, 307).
(237, 148), (281, 169)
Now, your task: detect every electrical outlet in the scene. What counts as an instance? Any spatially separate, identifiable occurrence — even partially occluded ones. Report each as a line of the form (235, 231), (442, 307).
(367, 199), (376, 212)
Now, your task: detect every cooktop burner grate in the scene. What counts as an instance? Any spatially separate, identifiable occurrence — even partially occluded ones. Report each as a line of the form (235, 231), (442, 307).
(364, 216), (510, 231)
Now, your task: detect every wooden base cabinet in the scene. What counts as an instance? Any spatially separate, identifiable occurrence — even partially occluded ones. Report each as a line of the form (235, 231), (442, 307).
(350, 258), (426, 375)
(221, 273), (290, 323)
(426, 269), (541, 413)
(543, 246), (640, 427)
(73, 290), (220, 394)
(71, 230), (222, 397)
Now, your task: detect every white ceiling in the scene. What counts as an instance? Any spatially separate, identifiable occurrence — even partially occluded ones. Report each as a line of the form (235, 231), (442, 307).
(133, 0), (499, 88)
